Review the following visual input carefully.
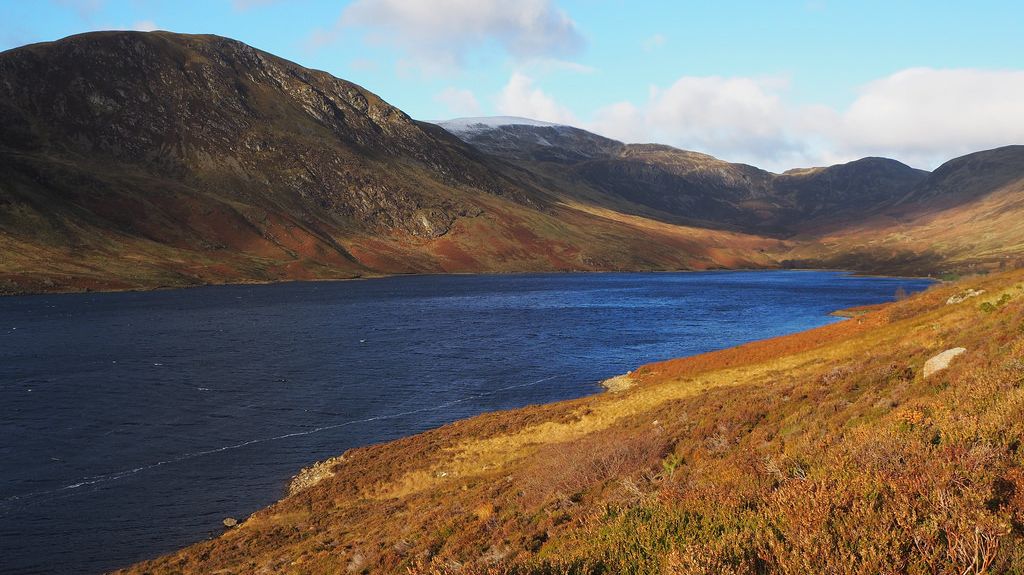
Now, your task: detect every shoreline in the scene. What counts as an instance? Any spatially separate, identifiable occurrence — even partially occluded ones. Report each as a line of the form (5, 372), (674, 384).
(285, 275), (934, 501)
(118, 268), (1018, 574)
(0, 265), (940, 299)
(5, 269), (940, 573)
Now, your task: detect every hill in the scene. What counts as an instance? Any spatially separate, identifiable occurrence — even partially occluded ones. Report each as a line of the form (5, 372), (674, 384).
(781, 146), (1024, 275)
(442, 119), (1024, 275)
(0, 32), (780, 295)
(119, 269), (1024, 574)
(1, 32), (1021, 294)
(439, 118), (930, 234)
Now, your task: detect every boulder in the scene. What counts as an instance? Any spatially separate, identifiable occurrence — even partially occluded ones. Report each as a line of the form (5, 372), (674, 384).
(923, 348), (966, 378)
(601, 373), (634, 392)
(946, 289), (985, 305)
(288, 455), (345, 496)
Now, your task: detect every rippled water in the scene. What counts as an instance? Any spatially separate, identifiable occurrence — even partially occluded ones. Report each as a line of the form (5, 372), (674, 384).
(0, 271), (932, 574)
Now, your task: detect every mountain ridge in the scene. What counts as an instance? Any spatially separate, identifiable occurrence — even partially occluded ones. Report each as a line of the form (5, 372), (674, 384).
(436, 116), (933, 234)
(0, 31), (783, 295)
(436, 116), (1024, 275)
(1, 31), (1023, 296)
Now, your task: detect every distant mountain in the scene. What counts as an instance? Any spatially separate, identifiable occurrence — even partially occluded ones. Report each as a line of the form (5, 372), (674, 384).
(437, 119), (929, 233)
(439, 117), (1024, 275)
(437, 116), (565, 133)
(437, 117), (622, 163)
(781, 145), (1024, 274)
(773, 157), (930, 226)
(895, 145), (1024, 207)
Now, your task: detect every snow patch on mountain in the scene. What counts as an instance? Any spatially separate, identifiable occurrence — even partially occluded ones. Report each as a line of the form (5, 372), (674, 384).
(434, 116), (563, 136)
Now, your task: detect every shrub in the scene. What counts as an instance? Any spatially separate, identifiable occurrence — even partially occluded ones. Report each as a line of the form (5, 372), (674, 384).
(982, 293), (1013, 314)
(661, 453), (683, 480)
(521, 431), (668, 506)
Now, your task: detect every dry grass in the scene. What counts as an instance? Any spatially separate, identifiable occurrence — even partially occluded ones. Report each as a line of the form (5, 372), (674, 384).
(119, 270), (1024, 575)
(779, 178), (1024, 276)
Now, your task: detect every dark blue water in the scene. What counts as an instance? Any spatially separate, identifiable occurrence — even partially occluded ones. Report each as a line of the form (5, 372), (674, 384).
(0, 271), (932, 574)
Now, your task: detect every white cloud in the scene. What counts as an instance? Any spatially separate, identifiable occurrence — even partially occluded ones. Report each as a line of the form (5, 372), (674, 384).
(496, 72), (577, 124)
(521, 58), (596, 75)
(327, 0), (583, 71)
(590, 101), (644, 142)
(435, 87), (482, 116)
(580, 68), (1024, 171)
(589, 75), (810, 169)
(132, 20), (158, 32)
(832, 68), (1024, 167)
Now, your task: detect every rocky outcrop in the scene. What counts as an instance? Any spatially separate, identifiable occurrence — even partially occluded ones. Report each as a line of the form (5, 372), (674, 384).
(0, 32), (526, 240)
(923, 347), (966, 378)
(288, 456), (345, 495)
(947, 289), (985, 305)
(600, 373), (635, 392)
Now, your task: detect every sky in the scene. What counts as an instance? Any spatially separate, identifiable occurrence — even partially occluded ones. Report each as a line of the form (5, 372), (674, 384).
(2, 0), (1023, 172)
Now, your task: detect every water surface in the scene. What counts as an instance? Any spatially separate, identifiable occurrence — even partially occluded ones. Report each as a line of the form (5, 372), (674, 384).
(0, 271), (932, 574)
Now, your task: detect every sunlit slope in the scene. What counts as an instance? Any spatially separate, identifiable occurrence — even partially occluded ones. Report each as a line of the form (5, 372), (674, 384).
(123, 269), (1024, 574)
(441, 121), (1024, 276)
(781, 146), (1024, 275)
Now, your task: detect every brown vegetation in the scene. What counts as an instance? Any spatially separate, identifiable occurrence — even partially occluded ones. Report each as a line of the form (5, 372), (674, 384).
(0, 31), (784, 297)
(120, 270), (1024, 574)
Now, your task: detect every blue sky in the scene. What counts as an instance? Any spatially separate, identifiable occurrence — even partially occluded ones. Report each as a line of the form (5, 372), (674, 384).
(3, 1), (1023, 171)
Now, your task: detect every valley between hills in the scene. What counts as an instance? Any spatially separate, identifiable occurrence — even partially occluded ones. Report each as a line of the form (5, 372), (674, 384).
(3, 30), (1024, 575)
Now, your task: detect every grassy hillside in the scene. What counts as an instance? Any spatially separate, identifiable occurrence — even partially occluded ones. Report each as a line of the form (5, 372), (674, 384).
(0, 31), (786, 296)
(780, 146), (1024, 276)
(121, 269), (1024, 574)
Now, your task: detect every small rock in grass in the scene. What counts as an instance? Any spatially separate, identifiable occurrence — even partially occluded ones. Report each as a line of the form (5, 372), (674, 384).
(601, 373), (634, 392)
(946, 289), (985, 305)
(923, 348), (966, 378)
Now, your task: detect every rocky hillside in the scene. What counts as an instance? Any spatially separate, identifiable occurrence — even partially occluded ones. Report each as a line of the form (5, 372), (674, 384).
(119, 269), (1024, 574)
(773, 157), (930, 225)
(439, 119), (930, 234)
(0, 32), (785, 295)
(895, 145), (1024, 207)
